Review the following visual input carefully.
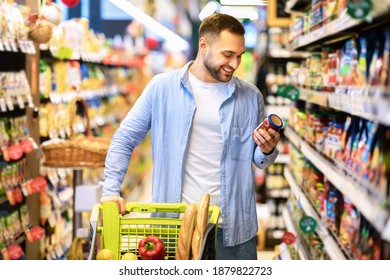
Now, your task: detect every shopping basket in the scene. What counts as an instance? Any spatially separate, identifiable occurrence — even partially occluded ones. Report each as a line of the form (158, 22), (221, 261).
(88, 202), (220, 260)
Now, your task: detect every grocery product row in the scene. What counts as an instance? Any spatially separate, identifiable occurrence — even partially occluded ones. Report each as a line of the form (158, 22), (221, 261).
(267, 0), (390, 260)
(0, 0), (158, 260)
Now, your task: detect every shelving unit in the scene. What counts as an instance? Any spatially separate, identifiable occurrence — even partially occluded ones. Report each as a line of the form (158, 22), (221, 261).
(285, 0), (310, 14)
(298, 88), (390, 126)
(290, 2), (390, 51)
(281, 207), (309, 260)
(284, 167), (348, 260)
(285, 126), (390, 241)
(276, 0), (390, 260)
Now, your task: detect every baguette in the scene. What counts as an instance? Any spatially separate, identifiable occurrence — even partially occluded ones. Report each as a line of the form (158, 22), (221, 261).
(191, 193), (210, 260)
(176, 204), (197, 260)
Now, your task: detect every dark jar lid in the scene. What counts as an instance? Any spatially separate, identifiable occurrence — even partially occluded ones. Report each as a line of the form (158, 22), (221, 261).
(268, 114), (284, 130)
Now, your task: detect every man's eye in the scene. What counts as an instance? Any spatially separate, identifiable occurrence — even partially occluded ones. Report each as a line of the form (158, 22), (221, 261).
(224, 53), (232, 57)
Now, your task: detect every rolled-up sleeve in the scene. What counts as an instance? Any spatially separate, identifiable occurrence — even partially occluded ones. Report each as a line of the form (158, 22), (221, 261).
(253, 146), (279, 168)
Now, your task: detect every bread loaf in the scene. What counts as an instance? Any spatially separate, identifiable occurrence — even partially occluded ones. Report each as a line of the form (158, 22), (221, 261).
(176, 204), (197, 260)
(191, 193), (210, 260)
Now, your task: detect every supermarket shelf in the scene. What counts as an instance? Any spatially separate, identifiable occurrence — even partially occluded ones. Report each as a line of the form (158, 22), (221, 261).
(298, 88), (328, 107)
(285, 126), (390, 240)
(269, 49), (310, 59)
(282, 207), (309, 260)
(284, 125), (301, 149)
(275, 154), (291, 164)
(0, 39), (36, 54)
(298, 88), (390, 126)
(290, 2), (390, 51)
(328, 92), (390, 126)
(285, 0), (310, 14)
(284, 167), (347, 260)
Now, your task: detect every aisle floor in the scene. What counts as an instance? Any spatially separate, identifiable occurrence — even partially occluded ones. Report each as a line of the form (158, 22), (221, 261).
(257, 250), (275, 260)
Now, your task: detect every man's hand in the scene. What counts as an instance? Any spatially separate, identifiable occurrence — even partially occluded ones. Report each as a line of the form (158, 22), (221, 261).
(252, 128), (281, 155)
(100, 194), (126, 214)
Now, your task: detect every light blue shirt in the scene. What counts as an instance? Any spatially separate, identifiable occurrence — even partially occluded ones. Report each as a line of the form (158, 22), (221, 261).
(103, 61), (279, 246)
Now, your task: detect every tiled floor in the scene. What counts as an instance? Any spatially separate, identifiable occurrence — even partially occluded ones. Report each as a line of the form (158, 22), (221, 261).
(257, 250), (275, 260)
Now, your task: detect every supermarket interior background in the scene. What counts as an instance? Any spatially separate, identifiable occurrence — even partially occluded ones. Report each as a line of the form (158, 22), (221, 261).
(0, 0), (390, 261)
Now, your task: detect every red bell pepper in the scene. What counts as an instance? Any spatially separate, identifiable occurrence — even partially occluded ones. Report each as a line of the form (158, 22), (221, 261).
(138, 235), (166, 260)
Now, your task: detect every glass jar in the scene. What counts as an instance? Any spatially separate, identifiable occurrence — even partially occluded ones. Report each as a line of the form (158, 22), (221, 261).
(254, 114), (284, 136)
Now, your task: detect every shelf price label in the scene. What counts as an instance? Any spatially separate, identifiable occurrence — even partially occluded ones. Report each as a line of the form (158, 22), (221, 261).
(347, 0), (371, 19)
(299, 215), (317, 234)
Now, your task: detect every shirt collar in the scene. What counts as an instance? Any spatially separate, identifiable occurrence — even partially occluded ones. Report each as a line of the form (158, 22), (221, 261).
(180, 60), (236, 97)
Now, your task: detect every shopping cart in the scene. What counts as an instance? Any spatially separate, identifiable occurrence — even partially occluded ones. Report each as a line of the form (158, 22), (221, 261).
(88, 202), (220, 260)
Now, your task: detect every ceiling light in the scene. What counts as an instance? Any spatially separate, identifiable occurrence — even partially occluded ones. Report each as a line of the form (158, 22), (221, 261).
(220, 0), (267, 5)
(220, 6), (259, 20)
(108, 0), (189, 51)
(199, 1), (221, 20)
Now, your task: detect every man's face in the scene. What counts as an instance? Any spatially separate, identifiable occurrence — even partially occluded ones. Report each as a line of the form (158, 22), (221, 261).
(202, 30), (246, 83)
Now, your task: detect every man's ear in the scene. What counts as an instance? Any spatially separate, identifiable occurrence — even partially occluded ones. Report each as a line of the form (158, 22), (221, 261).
(199, 37), (208, 54)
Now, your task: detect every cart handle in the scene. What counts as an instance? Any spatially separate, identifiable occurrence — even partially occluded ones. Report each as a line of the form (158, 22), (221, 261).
(88, 203), (101, 260)
(125, 202), (188, 214)
(125, 202), (220, 225)
(208, 205), (220, 225)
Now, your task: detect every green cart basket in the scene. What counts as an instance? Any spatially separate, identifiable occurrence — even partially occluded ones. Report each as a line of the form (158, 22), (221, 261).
(88, 202), (220, 260)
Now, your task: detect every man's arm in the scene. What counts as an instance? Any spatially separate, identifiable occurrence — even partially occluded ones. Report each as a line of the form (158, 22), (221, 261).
(100, 78), (156, 213)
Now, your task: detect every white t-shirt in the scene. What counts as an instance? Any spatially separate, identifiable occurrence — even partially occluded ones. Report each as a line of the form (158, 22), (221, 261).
(182, 71), (227, 214)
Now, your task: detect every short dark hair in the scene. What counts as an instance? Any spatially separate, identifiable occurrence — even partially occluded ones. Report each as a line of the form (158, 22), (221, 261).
(199, 13), (245, 41)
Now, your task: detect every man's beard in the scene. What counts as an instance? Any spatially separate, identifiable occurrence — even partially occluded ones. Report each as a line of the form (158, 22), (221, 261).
(204, 56), (233, 82)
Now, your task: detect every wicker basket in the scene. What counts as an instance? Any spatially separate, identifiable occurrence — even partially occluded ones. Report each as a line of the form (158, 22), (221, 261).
(41, 97), (111, 168)
(28, 19), (53, 44)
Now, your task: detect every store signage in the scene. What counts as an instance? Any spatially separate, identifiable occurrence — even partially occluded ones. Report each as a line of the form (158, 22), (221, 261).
(347, 0), (371, 19)
(276, 84), (300, 101)
(299, 215), (317, 234)
(282, 231), (296, 245)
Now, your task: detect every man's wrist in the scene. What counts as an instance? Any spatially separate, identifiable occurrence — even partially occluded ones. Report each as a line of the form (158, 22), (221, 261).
(262, 148), (275, 156)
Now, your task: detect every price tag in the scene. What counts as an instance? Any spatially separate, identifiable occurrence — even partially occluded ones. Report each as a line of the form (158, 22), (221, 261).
(18, 40), (26, 53)
(20, 181), (29, 197)
(0, 38), (4, 51)
(26, 94), (34, 107)
(65, 127), (71, 138)
(48, 213), (57, 229)
(28, 41), (36, 54)
(5, 95), (14, 111)
(57, 168), (67, 179)
(55, 244), (64, 258)
(49, 92), (57, 104)
(59, 128), (66, 139)
(10, 40), (18, 52)
(0, 97), (7, 112)
(17, 94), (25, 109)
(2, 39), (11, 52)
